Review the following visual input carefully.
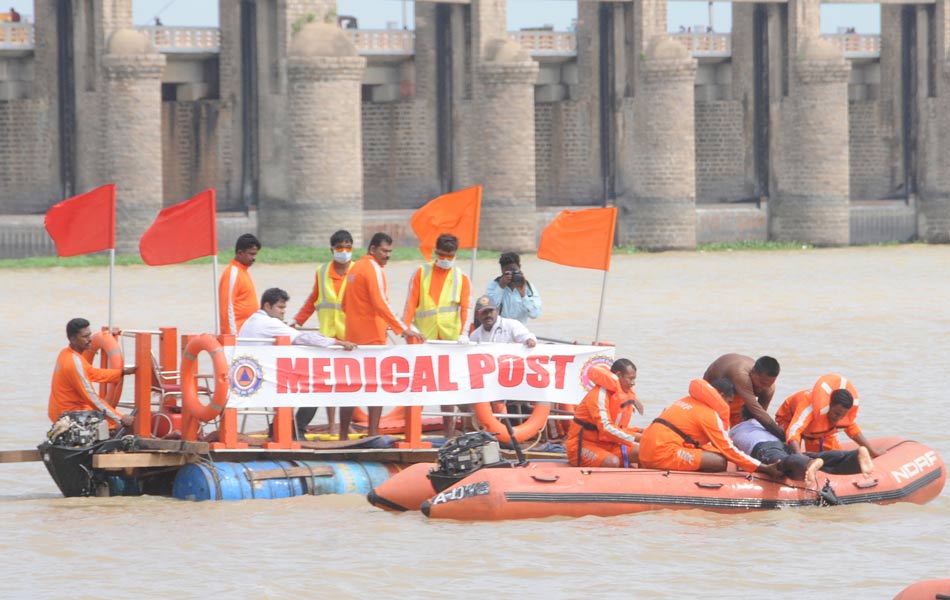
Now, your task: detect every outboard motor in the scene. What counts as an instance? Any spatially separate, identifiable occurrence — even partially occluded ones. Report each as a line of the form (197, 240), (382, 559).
(38, 411), (124, 497)
(427, 431), (507, 493)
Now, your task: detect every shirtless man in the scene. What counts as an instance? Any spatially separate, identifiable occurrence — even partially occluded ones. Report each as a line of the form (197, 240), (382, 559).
(704, 353), (785, 440)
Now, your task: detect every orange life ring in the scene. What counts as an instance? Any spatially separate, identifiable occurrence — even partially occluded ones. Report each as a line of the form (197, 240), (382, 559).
(82, 331), (124, 408)
(399, 79), (414, 97)
(181, 334), (229, 423)
(473, 400), (551, 443)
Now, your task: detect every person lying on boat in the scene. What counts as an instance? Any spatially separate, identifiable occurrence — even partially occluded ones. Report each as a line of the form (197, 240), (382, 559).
(638, 377), (783, 478)
(565, 358), (643, 467)
(239, 288), (356, 438)
(775, 374), (883, 458)
(704, 353), (785, 441)
(468, 295), (537, 347)
(48, 318), (136, 430)
(729, 407), (874, 488)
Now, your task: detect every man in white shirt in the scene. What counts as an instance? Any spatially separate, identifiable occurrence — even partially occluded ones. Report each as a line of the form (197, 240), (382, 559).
(239, 287), (355, 437)
(239, 288), (357, 349)
(468, 294), (537, 347)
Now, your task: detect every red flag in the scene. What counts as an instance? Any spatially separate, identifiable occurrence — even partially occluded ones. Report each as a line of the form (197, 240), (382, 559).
(410, 185), (481, 260)
(139, 189), (218, 266)
(538, 207), (617, 271)
(44, 184), (116, 257)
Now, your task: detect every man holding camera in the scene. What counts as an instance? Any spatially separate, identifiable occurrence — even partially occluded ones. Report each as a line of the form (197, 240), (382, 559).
(484, 252), (542, 325)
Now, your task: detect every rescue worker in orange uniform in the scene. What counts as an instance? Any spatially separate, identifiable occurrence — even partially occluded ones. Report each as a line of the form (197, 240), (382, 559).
(218, 233), (261, 335)
(703, 353), (784, 439)
(290, 229), (355, 435)
(48, 318), (136, 429)
(639, 377), (783, 477)
(402, 232), (472, 437)
(565, 358), (644, 467)
(776, 374), (883, 458)
(340, 232), (424, 439)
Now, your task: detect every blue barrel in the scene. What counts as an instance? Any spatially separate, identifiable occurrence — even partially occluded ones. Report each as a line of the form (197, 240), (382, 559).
(105, 475), (142, 496)
(297, 461), (394, 496)
(172, 460), (393, 501)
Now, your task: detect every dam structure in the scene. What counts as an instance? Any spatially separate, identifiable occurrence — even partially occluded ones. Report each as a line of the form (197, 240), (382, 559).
(1, 0), (949, 256)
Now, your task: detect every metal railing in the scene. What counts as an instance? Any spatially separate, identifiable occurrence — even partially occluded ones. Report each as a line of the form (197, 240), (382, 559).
(822, 33), (881, 58)
(0, 22), (33, 50)
(136, 26), (220, 53)
(0, 24), (884, 61)
(508, 30), (576, 56)
(670, 32), (731, 57)
(344, 29), (414, 55)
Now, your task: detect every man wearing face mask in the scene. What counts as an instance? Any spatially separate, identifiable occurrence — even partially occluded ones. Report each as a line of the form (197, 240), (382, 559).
(290, 230), (354, 435)
(403, 233), (472, 437)
(403, 233), (472, 342)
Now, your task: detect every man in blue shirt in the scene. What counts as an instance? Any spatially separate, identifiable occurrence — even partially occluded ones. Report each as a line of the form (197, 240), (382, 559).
(484, 252), (542, 325)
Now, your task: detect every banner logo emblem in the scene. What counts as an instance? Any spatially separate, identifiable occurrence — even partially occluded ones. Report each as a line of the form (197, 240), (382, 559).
(229, 355), (264, 397)
(579, 355), (614, 391)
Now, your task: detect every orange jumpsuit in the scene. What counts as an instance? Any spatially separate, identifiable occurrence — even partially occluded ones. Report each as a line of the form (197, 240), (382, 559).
(778, 387), (862, 453)
(219, 259), (258, 335)
(564, 365), (640, 467)
(402, 264), (471, 340)
(48, 347), (124, 426)
(342, 254), (409, 345)
(639, 379), (761, 473)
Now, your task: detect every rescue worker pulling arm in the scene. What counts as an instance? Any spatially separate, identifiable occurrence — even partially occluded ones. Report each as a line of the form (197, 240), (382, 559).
(639, 377), (783, 478)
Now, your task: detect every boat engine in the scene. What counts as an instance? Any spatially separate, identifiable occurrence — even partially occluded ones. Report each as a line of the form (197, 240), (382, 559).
(46, 411), (110, 447)
(427, 431), (506, 492)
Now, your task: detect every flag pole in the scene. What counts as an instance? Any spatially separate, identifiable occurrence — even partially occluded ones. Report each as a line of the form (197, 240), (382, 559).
(212, 254), (220, 335)
(470, 247), (477, 288)
(594, 269), (608, 344)
(108, 248), (115, 331)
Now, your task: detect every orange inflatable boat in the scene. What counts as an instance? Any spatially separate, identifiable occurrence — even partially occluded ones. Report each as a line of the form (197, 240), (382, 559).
(368, 435), (945, 521)
(892, 579), (950, 600)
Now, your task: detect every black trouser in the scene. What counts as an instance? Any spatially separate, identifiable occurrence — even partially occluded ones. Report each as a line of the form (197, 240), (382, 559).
(751, 441), (862, 481)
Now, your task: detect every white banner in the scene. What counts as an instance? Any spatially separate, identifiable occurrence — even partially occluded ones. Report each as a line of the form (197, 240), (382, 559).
(222, 342), (615, 408)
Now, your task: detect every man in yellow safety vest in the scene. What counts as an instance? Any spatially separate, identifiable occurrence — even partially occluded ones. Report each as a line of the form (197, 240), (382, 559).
(291, 229), (354, 436)
(403, 233), (472, 436)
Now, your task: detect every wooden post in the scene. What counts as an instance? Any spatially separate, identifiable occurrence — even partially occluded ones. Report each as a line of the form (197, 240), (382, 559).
(213, 333), (246, 449)
(265, 335), (300, 449)
(133, 332), (152, 437)
(396, 405), (432, 449)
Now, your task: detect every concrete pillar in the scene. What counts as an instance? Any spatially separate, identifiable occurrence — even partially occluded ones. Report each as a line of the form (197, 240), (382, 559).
(770, 37), (850, 245)
(916, 2), (950, 242)
(100, 29), (166, 253)
(259, 22), (365, 247)
(476, 39), (538, 251)
(619, 37), (697, 250)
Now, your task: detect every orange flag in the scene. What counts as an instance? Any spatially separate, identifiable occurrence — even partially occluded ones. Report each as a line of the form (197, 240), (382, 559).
(538, 206), (617, 271)
(410, 185), (482, 260)
(44, 184), (116, 257)
(139, 189), (218, 266)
